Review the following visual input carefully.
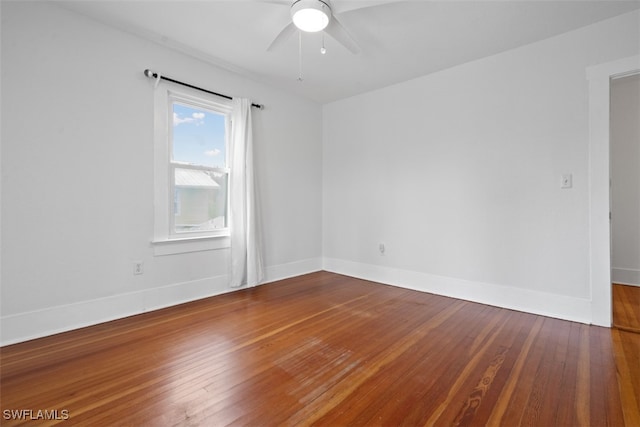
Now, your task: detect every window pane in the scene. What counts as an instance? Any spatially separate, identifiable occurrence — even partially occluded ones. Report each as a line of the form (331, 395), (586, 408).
(174, 168), (228, 233)
(172, 103), (226, 168)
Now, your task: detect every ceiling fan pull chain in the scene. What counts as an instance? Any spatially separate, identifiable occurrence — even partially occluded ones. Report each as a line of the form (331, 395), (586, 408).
(298, 31), (303, 82)
(321, 33), (326, 55)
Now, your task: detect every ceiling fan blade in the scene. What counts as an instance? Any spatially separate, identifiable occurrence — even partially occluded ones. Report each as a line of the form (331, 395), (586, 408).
(267, 22), (297, 51)
(256, 0), (290, 5)
(325, 15), (361, 54)
(331, 0), (407, 15)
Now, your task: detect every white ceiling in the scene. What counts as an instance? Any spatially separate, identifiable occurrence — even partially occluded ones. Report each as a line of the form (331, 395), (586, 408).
(56, 0), (640, 104)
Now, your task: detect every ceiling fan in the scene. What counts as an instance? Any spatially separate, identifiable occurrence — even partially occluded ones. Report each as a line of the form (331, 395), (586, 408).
(265, 0), (403, 54)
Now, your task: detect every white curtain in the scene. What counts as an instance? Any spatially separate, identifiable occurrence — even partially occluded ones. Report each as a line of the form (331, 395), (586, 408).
(229, 98), (264, 288)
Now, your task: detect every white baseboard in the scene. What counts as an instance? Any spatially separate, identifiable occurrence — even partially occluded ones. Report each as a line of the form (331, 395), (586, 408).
(0, 257), (322, 346)
(323, 258), (593, 325)
(612, 267), (640, 287)
(264, 257), (323, 284)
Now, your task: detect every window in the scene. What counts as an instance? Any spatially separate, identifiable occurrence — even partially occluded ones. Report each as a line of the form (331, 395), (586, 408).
(171, 101), (229, 235)
(153, 84), (232, 254)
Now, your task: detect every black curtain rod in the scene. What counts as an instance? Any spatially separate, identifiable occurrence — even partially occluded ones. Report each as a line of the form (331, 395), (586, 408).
(144, 69), (264, 110)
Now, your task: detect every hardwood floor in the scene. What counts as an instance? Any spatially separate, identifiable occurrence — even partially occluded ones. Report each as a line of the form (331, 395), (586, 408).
(613, 283), (640, 333)
(1, 271), (639, 426)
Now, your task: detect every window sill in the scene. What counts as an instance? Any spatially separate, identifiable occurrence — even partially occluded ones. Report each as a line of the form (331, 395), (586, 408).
(152, 235), (230, 256)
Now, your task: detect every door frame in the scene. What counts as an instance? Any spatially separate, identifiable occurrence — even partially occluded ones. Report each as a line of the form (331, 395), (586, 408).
(587, 55), (640, 326)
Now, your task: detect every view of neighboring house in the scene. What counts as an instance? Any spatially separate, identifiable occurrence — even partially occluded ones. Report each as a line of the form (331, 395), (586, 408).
(174, 168), (227, 232)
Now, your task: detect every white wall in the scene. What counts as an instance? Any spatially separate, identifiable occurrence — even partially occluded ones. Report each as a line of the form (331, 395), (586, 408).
(0, 1), (323, 345)
(323, 10), (640, 324)
(611, 74), (640, 286)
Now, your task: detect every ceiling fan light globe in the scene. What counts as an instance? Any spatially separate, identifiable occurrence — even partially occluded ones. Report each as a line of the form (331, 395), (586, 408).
(291, 0), (330, 32)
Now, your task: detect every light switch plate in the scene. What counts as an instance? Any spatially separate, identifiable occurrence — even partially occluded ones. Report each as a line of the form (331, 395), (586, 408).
(561, 174), (573, 189)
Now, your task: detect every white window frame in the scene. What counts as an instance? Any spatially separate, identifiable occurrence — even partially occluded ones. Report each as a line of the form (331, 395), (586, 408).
(152, 83), (232, 255)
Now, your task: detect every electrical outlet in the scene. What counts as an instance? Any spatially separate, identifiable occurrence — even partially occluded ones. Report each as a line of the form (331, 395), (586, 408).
(133, 261), (144, 275)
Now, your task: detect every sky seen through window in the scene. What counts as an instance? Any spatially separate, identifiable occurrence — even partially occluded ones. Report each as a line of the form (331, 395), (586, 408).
(172, 103), (226, 168)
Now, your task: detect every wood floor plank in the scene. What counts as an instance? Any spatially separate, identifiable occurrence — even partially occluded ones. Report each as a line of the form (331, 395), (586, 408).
(1, 271), (638, 426)
(613, 283), (640, 332)
(552, 321), (582, 426)
(420, 310), (516, 426)
(612, 329), (640, 426)
(590, 325), (626, 426)
(468, 312), (540, 426)
(485, 314), (543, 426)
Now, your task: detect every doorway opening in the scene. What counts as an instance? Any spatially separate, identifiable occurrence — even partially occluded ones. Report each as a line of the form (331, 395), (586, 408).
(610, 73), (640, 332)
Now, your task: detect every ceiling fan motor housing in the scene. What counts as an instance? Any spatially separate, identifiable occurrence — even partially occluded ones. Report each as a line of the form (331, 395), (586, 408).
(291, 0), (332, 32)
